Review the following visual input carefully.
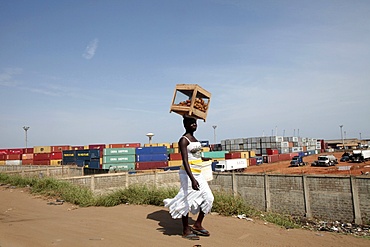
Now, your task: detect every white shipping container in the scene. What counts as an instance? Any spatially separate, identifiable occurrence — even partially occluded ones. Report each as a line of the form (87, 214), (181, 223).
(6, 160), (22, 165)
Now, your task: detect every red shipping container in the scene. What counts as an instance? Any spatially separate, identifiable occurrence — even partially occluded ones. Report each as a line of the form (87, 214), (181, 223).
(51, 145), (71, 152)
(33, 160), (50, 166)
(50, 152), (63, 160)
(136, 161), (168, 170)
(108, 143), (141, 148)
(123, 143), (141, 148)
(6, 154), (22, 160)
(249, 157), (257, 166)
(225, 152), (242, 159)
(22, 159), (34, 165)
(169, 153), (182, 161)
(22, 148), (34, 154)
(71, 146), (85, 150)
(268, 154), (280, 163)
(8, 148), (23, 154)
(33, 153), (51, 161)
(0, 154), (6, 160)
(0, 149), (9, 155)
(266, 149), (279, 155)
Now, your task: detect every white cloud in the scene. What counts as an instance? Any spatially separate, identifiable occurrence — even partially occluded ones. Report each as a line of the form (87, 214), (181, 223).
(82, 38), (99, 60)
(0, 68), (22, 86)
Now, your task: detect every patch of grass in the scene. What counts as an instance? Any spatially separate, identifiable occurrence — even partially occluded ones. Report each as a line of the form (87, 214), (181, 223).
(212, 190), (258, 217)
(259, 212), (300, 229)
(95, 185), (178, 207)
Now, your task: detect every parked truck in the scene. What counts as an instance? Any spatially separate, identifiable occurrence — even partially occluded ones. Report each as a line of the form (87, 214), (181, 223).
(290, 156), (308, 167)
(214, 158), (247, 172)
(312, 155), (338, 167)
(351, 150), (370, 162)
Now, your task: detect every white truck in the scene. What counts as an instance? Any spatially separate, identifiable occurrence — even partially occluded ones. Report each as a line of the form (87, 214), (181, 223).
(214, 158), (248, 172)
(312, 155), (338, 167)
(351, 150), (370, 162)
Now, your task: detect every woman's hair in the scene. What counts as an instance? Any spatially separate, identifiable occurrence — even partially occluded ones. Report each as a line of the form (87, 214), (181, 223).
(183, 116), (197, 126)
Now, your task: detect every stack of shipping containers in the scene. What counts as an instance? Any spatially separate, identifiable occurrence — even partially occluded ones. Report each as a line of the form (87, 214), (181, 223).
(102, 147), (136, 171)
(136, 146), (168, 170)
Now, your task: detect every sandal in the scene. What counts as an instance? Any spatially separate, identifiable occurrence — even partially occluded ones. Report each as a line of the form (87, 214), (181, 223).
(182, 233), (200, 240)
(191, 227), (210, 236)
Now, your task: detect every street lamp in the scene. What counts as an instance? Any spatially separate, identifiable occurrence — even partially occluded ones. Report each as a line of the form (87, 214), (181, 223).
(212, 125), (217, 144)
(23, 126), (30, 148)
(339, 125), (344, 150)
(146, 132), (154, 144)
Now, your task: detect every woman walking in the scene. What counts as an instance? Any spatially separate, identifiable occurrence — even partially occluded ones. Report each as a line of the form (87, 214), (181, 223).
(164, 116), (214, 240)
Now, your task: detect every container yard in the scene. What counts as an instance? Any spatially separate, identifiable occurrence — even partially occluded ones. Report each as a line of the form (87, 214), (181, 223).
(1, 133), (369, 176)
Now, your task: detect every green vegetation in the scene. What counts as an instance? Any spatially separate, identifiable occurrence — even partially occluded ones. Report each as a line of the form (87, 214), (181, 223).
(0, 173), (299, 229)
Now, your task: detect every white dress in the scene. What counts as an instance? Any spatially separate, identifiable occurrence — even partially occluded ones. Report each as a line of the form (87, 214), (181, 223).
(163, 136), (214, 219)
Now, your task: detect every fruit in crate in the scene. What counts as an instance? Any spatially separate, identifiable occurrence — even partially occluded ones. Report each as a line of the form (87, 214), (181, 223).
(176, 98), (208, 112)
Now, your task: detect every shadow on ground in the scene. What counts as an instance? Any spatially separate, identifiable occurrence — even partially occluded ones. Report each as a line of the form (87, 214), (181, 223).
(147, 209), (195, 236)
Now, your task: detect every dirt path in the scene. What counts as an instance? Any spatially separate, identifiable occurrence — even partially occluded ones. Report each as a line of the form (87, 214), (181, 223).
(0, 186), (368, 247)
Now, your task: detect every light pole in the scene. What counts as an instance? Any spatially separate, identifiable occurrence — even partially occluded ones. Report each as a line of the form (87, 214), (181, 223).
(23, 126), (30, 148)
(339, 125), (344, 150)
(212, 125), (217, 144)
(146, 132), (154, 145)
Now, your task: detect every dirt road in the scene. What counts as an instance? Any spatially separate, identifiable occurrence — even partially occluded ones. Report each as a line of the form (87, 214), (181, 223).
(0, 186), (368, 247)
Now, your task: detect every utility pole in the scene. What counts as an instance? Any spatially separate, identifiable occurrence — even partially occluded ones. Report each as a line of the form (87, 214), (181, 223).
(339, 125), (344, 150)
(212, 125), (217, 144)
(23, 126), (30, 148)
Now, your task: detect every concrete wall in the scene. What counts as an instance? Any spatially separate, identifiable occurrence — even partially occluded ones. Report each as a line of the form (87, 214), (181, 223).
(209, 173), (370, 224)
(1, 166), (369, 224)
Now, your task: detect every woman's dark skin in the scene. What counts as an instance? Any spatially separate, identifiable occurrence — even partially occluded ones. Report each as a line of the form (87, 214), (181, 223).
(179, 117), (208, 237)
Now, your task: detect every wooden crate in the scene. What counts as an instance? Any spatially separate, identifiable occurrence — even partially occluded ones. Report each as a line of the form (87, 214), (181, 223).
(170, 84), (211, 121)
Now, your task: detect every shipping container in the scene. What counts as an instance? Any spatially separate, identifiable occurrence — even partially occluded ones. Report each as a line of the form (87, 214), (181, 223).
(0, 160), (5, 165)
(136, 153), (168, 162)
(22, 148), (34, 154)
(103, 155), (136, 163)
(0, 154), (6, 160)
(84, 159), (100, 169)
(225, 152), (241, 159)
(266, 149), (279, 155)
(102, 163), (135, 171)
(0, 149), (9, 155)
(103, 148), (136, 156)
(169, 153), (182, 161)
(34, 146), (52, 153)
(33, 160), (50, 166)
(6, 154), (22, 160)
(5, 160), (22, 165)
(33, 153), (51, 161)
(136, 161), (168, 170)
(71, 146), (85, 150)
(51, 145), (71, 152)
(50, 160), (62, 166)
(168, 160), (182, 167)
(22, 159), (33, 165)
(201, 147), (210, 152)
(136, 146), (167, 155)
(8, 148), (23, 154)
(249, 157), (263, 166)
(50, 152), (63, 160)
(22, 153), (33, 160)
(202, 151), (228, 159)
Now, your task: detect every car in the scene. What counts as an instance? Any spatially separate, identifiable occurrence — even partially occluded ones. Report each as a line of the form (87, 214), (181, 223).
(340, 156), (350, 162)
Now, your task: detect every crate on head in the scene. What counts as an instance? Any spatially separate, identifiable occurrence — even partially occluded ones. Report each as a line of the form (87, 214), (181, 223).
(170, 84), (211, 121)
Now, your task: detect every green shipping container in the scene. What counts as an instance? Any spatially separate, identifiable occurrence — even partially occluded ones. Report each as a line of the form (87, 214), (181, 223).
(102, 163), (135, 171)
(103, 155), (136, 163)
(167, 148), (175, 154)
(201, 151), (229, 159)
(103, 148), (136, 156)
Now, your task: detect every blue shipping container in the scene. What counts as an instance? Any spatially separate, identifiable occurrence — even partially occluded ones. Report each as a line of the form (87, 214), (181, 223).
(136, 153), (168, 162)
(136, 146), (167, 155)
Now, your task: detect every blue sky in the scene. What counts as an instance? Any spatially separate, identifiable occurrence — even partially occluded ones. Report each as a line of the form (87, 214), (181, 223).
(1, 0), (369, 149)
